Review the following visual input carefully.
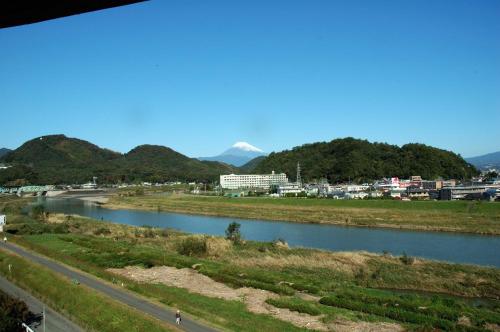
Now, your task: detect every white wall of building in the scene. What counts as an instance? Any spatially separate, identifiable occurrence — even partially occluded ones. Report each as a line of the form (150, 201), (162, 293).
(220, 172), (288, 189)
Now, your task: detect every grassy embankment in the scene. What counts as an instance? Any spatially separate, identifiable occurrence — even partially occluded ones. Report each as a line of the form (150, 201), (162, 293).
(106, 193), (500, 235)
(2, 196), (500, 331)
(0, 248), (177, 332)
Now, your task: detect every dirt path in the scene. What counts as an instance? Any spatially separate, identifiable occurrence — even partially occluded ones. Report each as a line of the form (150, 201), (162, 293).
(108, 266), (402, 331)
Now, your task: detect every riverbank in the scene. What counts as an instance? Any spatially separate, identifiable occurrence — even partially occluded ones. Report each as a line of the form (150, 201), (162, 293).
(106, 193), (500, 235)
(3, 196), (500, 331)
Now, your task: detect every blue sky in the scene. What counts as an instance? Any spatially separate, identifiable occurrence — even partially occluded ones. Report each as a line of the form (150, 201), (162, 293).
(1, 0), (499, 158)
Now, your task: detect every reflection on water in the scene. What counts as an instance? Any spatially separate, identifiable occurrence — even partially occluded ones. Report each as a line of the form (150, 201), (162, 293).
(41, 198), (500, 267)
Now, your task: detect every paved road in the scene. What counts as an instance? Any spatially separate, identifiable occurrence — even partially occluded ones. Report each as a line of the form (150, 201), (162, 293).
(0, 241), (219, 332)
(0, 275), (83, 331)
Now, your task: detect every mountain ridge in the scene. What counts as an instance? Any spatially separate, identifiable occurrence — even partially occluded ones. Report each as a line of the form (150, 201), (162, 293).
(0, 135), (237, 185)
(0, 148), (11, 158)
(0, 135), (478, 186)
(465, 151), (500, 171)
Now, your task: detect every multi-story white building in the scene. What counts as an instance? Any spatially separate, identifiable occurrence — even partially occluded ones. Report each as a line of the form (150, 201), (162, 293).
(220, 171), (288, 190)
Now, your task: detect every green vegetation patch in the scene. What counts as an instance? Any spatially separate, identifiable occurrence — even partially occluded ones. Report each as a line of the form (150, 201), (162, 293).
(0, 249), (174, 332)
(319, 287), (500, 331)
(266, 297), (322, 316)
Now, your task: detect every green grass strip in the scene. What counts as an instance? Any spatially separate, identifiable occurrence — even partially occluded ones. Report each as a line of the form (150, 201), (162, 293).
(0, 248), (175, 332)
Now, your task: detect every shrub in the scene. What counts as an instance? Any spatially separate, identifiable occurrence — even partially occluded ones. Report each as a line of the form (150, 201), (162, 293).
(30, 204), (45, 221)
(206, 237), (232, 257)
(354, 267), (368, 281)
(176, 237), (207, 256)
(266, 298), (321, 316)
(52, 223), (70, 234)
(94, 227), (111, 236)
(0, 290), (38, 331)
(143, 228), (155, 238)
(400, 252), (415, 265)
(6, 223), (68, 235)
(225, 222), (242, 244)
(273, 238), (289, 249)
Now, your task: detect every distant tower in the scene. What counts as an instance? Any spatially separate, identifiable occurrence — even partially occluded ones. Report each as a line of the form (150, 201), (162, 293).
(92, 176), (97, 185)
(296, 162), (302, 186)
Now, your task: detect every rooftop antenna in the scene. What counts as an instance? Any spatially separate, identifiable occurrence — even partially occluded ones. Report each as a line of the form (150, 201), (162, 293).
(296, 162), (302, 186)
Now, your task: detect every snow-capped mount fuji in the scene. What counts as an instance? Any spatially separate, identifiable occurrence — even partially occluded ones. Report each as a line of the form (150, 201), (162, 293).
(199, 142), (266, 167)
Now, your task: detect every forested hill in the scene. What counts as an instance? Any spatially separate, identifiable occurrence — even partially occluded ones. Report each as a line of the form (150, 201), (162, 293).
(239, 156), (266, 173)
(116, 145), (237, 183)
(0, 148), (11, 158)
(0, 135), (237, 185)
(0, 135), (121, 185)
(253, 138), (478, 183)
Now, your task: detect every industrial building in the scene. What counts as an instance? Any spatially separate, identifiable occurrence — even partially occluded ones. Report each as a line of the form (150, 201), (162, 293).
(440, 185), (492, 200)
(277, 183), (303, 196)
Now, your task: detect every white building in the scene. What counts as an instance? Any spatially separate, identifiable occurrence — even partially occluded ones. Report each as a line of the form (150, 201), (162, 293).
(220, 171), (288, 190)
(0, 215), (5, 232)
(278, 183), (303, 196)
(344, 184), (370, 192)
(374, 177), (400, 190)
(345, 192), (368, 199)
(82, 182), (97, 189)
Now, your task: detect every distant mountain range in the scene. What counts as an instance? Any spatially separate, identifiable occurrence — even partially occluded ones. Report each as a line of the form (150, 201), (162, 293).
(0, 148), (11, 158)
(199, 142), (266, 166)
(465, 151), (500, 171)
(0, 135), (479, 186)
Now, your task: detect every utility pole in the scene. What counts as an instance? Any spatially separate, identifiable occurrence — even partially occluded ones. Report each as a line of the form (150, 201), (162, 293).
(43, 305), (46, 332)
(296, 162), (302, 186)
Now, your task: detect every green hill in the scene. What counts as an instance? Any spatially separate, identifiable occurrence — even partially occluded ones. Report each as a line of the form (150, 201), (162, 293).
(116, 145), (237, 183)
(253, 138), (478, 183)
(1, 135), (120, 185)
(0, 135), (237, 185)
(240, 156), (266, 173)
(0, 148), (11, 158)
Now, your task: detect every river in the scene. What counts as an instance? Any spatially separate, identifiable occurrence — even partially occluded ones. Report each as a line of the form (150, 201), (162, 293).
(42, 198), (500, 267)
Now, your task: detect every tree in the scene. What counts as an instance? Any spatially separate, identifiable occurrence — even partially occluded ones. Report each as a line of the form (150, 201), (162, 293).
(0, 290), (37, 332)
(484, 171), (498, 182)
(31, 204), (45, 221)
(225, 222), (241, 243)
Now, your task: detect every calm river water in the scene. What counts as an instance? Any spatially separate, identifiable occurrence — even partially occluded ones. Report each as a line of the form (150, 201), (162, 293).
(42, 198), (500, 267)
